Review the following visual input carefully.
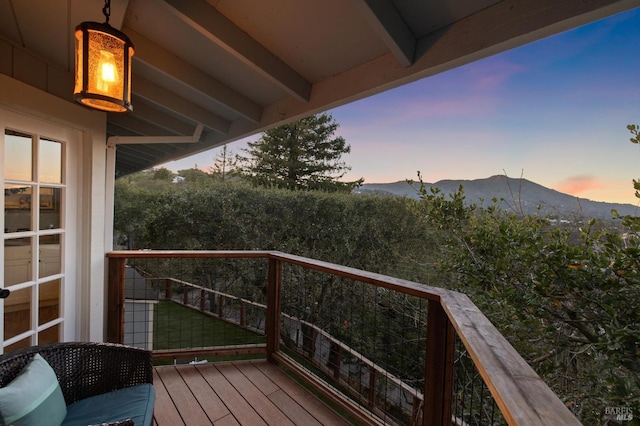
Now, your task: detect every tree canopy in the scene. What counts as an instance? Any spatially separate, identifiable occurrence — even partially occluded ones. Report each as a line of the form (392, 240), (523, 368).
(112, 124), (640, 425)
(237, 113), (363, 192)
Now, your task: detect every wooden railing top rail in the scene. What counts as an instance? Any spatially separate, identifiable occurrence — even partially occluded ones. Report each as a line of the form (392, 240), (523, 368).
(441, 292), (580, 425)
(107, 250), (581, 425)
(268, 251), (446, 302)
(107, 250), (272, 259)
(107, 250), (446, 301)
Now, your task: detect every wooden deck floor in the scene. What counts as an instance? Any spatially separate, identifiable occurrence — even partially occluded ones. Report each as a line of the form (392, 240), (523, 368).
(153, 360), (351, 425)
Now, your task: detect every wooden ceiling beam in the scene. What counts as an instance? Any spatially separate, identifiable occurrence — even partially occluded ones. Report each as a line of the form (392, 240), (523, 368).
(260, 0), (640, 128)
(130, 98), (198, 136)
(126, 27), (263, 123)
(158, 0), (312, 102)
(350, 0), (416, 67)
(134, 76), (231, 135)
(108, 114), (177, 137)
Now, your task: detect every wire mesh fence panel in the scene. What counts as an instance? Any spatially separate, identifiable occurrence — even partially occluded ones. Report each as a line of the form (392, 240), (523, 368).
(122, 256), (268, 354)
(279, 262), (428, 425)
(109, 252), (575, 425)
(451, 334), (506, 425)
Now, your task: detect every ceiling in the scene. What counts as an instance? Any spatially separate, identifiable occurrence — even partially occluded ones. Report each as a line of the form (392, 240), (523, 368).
(1, 0), (638, 177)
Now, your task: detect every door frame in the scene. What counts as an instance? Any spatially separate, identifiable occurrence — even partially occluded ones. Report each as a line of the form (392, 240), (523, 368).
(0, 110), (81, 351)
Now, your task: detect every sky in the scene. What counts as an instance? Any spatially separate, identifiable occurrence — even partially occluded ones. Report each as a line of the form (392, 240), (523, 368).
(163, 7), (640, 206)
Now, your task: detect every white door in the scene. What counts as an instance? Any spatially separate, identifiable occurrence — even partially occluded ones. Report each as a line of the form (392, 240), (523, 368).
(0, 111), (79, 354)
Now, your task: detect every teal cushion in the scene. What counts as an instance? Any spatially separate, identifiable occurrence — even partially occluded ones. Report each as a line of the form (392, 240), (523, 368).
(0, 353), (67, 426)
(62, 384), (155, 426)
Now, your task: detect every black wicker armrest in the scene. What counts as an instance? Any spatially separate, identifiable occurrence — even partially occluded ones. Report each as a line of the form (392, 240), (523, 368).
(0, 342), (153, 405)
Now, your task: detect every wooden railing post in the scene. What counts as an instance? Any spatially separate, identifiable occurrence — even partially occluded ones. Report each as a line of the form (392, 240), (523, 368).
(266, 257), (282, 362)
(424, 300), (454, 426)
(103, 250), (581, 424)
(240, 301), (246, 327)
(107, 257), (126, 344)
(368, 366), (377, 409)
(164, 279), (171, 300)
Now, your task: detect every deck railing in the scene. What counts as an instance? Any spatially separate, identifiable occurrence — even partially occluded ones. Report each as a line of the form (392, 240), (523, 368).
(106, 250), (580, 426)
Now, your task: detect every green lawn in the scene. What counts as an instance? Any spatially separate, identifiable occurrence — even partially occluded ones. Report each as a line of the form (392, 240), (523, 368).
(153, 300), (266, 350)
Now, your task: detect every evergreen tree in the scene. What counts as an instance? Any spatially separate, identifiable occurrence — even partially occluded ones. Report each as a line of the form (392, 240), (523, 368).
(237, 113), (363, 192)
(209, 145), (238, 182)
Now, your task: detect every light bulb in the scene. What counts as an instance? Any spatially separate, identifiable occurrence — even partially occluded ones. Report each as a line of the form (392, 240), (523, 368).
(97, 50), (118, 93)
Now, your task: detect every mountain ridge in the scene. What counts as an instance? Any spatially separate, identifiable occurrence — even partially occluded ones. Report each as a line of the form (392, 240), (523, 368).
(355, 175), (639, 219)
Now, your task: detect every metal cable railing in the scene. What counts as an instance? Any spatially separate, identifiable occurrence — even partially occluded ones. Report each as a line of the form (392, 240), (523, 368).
(107, 250), (581, 425)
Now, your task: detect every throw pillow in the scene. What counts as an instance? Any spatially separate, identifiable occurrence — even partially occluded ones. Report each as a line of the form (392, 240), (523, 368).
(0, 353), (67, 426)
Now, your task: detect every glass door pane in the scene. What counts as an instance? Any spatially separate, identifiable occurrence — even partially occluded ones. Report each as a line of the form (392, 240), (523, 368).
(39, 188), (61, 230)
(5, 185), (33, 232)
(39, 139), (62, 184)
(4, 131), (33, 181)
(3, 128), (66, 353)
(4, 286), (32, 342)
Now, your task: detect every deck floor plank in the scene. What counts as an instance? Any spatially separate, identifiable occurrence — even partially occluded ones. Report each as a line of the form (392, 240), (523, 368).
(156, 366), (212, 425)
(176, 365), (231, 422)
(214, 413), (242, 426)
(216, 362), (296, 426)
(268, 389), (323, 426)
(153, 369), (185, 426)
(153, 361), (351, 425)
(254, 361), (352, 426)
(234, 360), (280, 395)
(196, 363), (268, 426)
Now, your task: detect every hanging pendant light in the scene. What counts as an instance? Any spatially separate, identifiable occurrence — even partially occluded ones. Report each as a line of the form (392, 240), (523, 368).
(74, 0), (134, 113)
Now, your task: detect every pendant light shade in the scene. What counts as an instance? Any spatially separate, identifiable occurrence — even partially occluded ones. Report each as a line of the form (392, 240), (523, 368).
(74, 4), (134, 113)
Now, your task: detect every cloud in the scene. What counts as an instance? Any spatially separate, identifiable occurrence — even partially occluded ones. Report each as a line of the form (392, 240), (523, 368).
(554, 175), (604, 195)
(465, 58), (527, 91)
(331, 55), (529, 132)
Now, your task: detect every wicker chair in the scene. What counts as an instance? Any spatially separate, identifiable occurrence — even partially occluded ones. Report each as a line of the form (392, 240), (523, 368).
(0, 342), (153, 424)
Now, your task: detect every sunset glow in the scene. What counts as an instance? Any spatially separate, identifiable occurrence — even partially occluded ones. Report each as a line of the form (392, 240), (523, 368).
(163, 8), (640, 206)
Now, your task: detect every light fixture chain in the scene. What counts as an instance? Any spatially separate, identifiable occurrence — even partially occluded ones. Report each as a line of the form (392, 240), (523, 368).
(102, 0), (111, 25)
